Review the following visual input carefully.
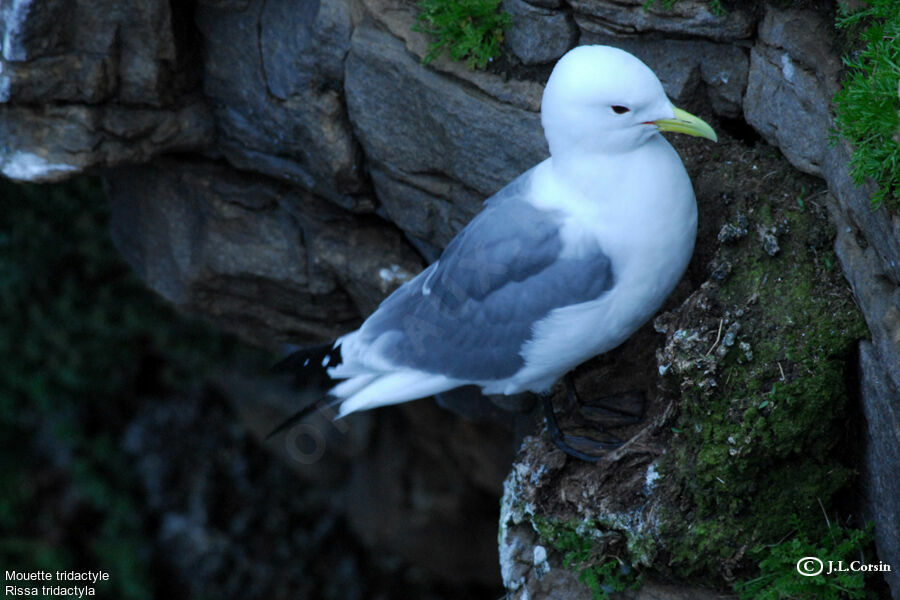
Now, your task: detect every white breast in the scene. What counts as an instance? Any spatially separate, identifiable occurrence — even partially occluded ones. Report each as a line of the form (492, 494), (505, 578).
(492, 135), (697, 395)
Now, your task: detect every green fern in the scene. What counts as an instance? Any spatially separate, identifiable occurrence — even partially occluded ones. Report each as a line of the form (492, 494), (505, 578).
(734, 518), (875, 600)
(833, 0), (900, 211)
(413, 0), (510, 70)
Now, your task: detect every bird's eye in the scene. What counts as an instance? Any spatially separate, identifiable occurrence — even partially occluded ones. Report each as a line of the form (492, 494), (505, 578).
(611, 105), (630, 114)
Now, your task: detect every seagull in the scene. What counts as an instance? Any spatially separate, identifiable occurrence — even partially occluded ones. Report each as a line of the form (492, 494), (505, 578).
(271, 45), (716, 456)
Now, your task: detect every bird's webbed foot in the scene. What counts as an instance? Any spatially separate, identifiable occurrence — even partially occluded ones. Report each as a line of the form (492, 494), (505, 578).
(541, 374), (646, 462)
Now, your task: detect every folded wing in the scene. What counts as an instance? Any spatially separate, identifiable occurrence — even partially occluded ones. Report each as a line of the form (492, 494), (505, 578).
(347, 169), (615, 383)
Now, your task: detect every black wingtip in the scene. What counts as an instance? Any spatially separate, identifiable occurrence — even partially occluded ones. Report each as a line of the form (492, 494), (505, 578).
(267, 343), (345, 440)
(272, 343), (343, 389)
(272, 342), (341, 374)
(265, 395), (331, 441)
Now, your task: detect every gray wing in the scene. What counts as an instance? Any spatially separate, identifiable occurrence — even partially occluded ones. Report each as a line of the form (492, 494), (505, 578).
(357, 169), (614, 381)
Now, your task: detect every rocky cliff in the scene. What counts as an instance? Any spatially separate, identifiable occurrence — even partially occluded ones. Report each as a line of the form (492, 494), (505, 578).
(1, 0), (896, 597)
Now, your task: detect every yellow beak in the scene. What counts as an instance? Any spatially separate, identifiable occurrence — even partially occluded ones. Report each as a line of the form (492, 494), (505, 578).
(653, 107), (718, 142)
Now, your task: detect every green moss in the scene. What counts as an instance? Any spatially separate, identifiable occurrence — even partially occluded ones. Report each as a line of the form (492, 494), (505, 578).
(657, 194), (868, 578)
(413, 0), (510, 70)
(833, 0), (900, 211)
(533, 517), (643, 600)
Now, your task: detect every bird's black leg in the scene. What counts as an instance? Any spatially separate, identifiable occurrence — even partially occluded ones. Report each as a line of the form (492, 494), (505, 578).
(542, 393), (609, 462)
(574, 388), (645, 429)
(542, 374), (627, 462)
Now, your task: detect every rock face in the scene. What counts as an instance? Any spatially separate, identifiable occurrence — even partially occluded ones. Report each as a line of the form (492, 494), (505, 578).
(568, 0), (755, 41)
(500, 440), (741, 600)
(2, 0), (898, 598)
(0, 1), (212, 180)
(106, 160), (421, 346)
(345, 22), (547, 250)
(743, 12), (900, 595)
(744, 7), (840, 177)
(194, 0), (367, 210)
(503, 0), (578, 65)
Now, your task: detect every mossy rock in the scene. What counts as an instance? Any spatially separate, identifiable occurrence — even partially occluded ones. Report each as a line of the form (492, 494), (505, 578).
(498, 132), (869, 597)
(654, 162), (868, 580)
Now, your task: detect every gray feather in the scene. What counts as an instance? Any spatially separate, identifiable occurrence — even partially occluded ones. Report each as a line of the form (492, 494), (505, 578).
(358, 168), (614, 380)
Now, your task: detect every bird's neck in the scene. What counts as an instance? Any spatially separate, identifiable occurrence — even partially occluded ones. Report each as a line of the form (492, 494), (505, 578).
(533, 135), (697, 268)
(547, 137), (660, 197)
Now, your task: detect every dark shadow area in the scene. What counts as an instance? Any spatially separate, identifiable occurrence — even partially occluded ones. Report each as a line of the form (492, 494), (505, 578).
(0, 178), (506, 599)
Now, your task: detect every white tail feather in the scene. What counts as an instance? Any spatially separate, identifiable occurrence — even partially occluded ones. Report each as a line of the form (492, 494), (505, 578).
(336, 371), (461, 417)
(330, 374), (378, 399)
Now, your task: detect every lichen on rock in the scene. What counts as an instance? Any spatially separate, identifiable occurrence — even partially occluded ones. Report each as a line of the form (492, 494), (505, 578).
(653, 169), (868, 580)
(499, 131), (869, 596)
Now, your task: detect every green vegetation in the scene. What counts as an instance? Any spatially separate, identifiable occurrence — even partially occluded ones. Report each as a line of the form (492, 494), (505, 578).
(413, 0), (510, 70)
(534, 518), (643, 600)
(511, 151), (874, 597)
(833, 0), (900, 211)
(0, 178), (248, 598)
(656, 182), (868, 580)
(734, 519), (874, 600)
(643, 0), (726, 16)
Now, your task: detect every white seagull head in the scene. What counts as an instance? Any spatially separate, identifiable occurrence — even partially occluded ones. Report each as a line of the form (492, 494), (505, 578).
(541, 45), (717, 158)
